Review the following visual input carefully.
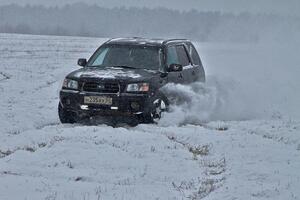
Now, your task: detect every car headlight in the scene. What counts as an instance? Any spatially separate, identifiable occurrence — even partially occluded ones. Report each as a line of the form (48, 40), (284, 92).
(63, 79), (78, 90)
(126, 83), (149, 92)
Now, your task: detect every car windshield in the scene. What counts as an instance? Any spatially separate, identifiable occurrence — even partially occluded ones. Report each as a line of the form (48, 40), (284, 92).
(87, 45), (163, 70)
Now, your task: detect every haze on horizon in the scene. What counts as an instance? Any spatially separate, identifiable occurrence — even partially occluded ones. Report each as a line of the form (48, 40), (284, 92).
(0, 0), (299, 17)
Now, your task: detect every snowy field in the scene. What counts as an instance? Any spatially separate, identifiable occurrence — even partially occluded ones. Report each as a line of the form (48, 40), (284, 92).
(0, 33), (300, 200)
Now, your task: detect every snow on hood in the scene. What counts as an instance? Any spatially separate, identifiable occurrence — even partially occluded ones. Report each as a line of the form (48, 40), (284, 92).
(70, 67), (146, 79)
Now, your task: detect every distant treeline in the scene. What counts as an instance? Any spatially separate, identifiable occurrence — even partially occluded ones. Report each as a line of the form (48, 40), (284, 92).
(0, 3), (299, 42)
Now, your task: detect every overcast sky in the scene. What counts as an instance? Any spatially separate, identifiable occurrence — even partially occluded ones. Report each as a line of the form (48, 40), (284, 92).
(0, 0), (299, 16)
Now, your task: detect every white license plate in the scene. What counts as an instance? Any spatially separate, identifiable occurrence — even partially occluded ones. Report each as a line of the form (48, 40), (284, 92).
(84, 96), (112, 105)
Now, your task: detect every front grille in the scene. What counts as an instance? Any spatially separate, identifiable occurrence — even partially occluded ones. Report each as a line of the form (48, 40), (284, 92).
(82, 81), (120, 93)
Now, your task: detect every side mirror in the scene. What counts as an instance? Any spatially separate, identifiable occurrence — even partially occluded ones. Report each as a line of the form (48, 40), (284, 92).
(168, 63), (183, 72)
(77, 58), (87, 67)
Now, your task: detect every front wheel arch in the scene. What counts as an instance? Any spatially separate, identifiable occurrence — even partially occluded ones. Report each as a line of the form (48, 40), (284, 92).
(58, 103), (77, 124)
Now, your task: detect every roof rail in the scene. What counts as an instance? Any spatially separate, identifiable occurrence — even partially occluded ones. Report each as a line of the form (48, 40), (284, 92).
(104, 38), (115, 44)
(162, 38), (190, 45)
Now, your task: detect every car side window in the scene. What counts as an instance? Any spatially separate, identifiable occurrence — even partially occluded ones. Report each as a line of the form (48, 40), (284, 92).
(190, 45), (201, 65)
(166, 46), (179, 67)
(175, 45), (190, 66)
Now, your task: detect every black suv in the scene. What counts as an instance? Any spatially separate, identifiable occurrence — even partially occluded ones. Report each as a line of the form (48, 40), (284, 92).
(59, 38), (205, 125)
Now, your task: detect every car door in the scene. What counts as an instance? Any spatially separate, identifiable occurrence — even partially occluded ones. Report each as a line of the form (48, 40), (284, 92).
(174, 44), (193, 84)
(165, 45), (184, 84)
(187, 43), (205, 82)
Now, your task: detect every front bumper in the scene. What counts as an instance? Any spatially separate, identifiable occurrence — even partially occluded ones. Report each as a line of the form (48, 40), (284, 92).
(59, 89), (152, 118)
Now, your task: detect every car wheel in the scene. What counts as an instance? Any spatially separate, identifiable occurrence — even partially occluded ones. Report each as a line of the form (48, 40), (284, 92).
(144, 93), (169, 124)
(58, 103), (76, 124)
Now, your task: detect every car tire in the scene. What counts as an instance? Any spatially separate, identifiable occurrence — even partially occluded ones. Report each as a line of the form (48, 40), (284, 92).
(143, 92), (169, 124)
(58, 103), (76, 124)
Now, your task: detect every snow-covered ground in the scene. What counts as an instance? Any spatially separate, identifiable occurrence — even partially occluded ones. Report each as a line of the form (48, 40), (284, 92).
(0, 33), (299, 200)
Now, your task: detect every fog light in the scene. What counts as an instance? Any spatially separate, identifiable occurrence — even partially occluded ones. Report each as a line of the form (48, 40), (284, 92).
(131, 102), (140, 111)
(80, 105), (89, 110)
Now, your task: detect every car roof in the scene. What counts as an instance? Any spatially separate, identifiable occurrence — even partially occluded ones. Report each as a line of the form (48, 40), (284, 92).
(105, 37), (190, 47)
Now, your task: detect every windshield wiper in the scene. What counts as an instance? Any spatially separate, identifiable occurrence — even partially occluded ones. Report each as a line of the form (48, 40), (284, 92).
(86, 65), (137, 69)
(110, 65), (137, 69)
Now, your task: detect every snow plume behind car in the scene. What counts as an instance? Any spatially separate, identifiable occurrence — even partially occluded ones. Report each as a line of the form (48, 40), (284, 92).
(160, 77), (260, 126)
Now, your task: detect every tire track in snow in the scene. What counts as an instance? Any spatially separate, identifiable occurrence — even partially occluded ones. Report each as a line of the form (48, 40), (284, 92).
(0, 71), (11, 81)
(0, 125), (65, 159)
(162, 131), (227, 199)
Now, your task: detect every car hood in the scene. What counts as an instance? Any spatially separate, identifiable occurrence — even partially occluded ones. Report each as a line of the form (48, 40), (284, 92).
(67, 67), (159, 82)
